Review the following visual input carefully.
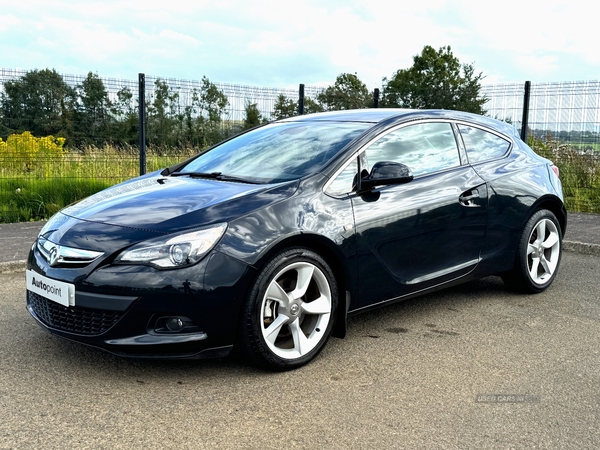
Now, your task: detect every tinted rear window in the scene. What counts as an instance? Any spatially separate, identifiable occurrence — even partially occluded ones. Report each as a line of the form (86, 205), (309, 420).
(458, 125), (511, 163)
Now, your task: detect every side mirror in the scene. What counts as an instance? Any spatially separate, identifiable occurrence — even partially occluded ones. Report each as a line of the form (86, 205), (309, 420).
(361, 161), (413, 190)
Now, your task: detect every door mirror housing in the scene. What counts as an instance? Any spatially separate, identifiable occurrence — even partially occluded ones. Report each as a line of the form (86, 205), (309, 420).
(361, 161), (414, 190)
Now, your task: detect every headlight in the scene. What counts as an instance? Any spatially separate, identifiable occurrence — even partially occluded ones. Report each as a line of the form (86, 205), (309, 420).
(114, 223), (227, 269)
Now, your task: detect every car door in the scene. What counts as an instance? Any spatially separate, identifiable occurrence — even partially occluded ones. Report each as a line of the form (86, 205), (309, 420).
(349, 121), (488, 307)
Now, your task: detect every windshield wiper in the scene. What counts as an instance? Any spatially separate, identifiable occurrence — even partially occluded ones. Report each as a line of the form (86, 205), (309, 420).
(170, 171), (222, 178)
(170, 171), (261, 184)
(215, 174), (261, 184)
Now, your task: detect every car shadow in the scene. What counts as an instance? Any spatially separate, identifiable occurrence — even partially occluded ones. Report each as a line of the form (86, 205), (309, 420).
(25, 275), (524, 377)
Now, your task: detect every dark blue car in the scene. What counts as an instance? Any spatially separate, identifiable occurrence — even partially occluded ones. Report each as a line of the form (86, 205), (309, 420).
(26, 109), (566, 370)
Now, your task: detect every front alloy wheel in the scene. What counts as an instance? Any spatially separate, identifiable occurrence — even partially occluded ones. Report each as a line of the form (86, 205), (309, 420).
(240, 248), (338, 371)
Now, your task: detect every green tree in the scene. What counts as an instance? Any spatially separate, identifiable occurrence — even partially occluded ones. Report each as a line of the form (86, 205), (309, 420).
(271, 94), (297, 120)
(74, 72), (112, 145)
(180, 76), (229, 147)
(382, 45), (487, 114)
(0, 68), (76, 139)
(270, 94), (325, 120)
(243, 100), (265, 130)
(316, 73), (371, 111)
(147, 78), (181, 146)
(304, 97), (325, 114)
(110, 86), (139, 146)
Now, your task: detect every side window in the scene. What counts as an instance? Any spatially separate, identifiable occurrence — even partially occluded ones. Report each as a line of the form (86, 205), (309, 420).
(364, 122), (460, 176)
(325, 157), (358, 196)
(458, 124), (511, 163)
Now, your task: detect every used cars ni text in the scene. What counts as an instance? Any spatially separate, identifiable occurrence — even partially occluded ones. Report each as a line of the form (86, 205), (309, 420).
(26, 109), (566, 370)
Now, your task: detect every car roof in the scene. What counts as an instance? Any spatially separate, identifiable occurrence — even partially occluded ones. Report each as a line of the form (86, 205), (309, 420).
(283, 108), (521, 140)
(283, 109), (414, 123)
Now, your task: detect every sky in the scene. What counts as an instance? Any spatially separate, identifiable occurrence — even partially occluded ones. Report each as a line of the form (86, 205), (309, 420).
(1, 0), (598, 90)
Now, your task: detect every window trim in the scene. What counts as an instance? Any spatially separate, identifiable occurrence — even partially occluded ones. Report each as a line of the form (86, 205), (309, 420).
(324, 119), (465, 197)
(323, 152), (360, 198)
(454, 121), (514, 165)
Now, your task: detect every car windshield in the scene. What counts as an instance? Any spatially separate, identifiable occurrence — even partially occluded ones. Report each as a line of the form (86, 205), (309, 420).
(177, 121), (370, 183)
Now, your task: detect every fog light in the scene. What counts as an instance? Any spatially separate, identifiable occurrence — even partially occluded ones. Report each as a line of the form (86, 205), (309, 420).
(166, 317), (184, 332)
(154, 316), (201, 334)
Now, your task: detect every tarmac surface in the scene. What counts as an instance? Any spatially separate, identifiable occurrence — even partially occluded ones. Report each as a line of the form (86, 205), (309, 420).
(1, 251), (599, 448)
(0, 212), (599, 273)
(1, 213), (599, 448)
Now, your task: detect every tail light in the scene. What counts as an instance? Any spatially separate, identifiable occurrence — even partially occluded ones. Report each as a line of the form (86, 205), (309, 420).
(551, 164), (560, 178)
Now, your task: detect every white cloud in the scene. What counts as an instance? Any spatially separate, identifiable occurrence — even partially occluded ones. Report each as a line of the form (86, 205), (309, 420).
(0, 14), (21, 31)
(157, 30), (202, 47)
(0, 0), (599, 86)
(515, 54), (560, 77)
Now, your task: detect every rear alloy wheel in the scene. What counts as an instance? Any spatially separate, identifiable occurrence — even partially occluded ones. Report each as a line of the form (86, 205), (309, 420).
(240, 248), (338, 371)
(502, 209), (562, 293)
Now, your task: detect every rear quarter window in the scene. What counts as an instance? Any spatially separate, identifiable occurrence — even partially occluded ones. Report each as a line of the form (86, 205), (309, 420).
(458, 124), (511, 163)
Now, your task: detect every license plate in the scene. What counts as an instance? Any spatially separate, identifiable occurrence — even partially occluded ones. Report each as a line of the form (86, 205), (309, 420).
(26, 270), (75, 307)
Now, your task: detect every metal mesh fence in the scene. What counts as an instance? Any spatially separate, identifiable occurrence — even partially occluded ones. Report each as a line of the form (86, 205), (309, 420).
(481, 81), (600, 213)
(482, 80), (600, 147)
(143, 76), (321, 122)
(480, 82), (525, 127)
(0, 69), (323, 151)
(1, 68), (600, 221)
(528, 81), (600, 145)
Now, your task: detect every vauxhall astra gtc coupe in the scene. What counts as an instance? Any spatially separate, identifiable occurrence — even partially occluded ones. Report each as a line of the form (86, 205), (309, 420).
(26, 109), (566, 370)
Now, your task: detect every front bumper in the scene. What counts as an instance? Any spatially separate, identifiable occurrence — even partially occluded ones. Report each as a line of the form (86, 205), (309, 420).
(26, 245), (255, 359)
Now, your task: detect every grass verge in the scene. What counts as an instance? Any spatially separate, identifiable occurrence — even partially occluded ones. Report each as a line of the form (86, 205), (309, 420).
(1, 145), (195, 223)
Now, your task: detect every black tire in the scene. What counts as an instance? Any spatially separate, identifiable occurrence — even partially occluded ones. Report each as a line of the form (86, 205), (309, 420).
(239, 247), (338, 371)
(502, 209), (562, 293)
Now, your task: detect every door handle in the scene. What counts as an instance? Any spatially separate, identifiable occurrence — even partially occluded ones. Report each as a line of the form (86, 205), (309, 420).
(459, 189), (480, 207)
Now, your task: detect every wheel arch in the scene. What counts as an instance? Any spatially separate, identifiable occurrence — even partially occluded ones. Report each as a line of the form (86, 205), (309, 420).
(501, 205), (564, 293)
(251, 232), (353, 339)
(530, 195), (567, 237)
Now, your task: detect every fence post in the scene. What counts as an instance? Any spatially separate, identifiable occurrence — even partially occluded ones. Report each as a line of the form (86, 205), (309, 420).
(373, 88), (380, 108)
(520, 80), (531, 142)
(298, 84), (305, 115)
(138, 73), (147, 176)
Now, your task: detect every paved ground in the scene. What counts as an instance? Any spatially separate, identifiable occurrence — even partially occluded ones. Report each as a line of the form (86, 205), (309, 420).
(1, 251), (599, 449)
(561, 212), (600, 255)
(1, 212), (600, 273)
(0, 221), (41, 272)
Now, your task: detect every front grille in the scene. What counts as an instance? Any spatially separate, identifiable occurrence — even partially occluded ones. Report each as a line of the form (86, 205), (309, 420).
(37, 237), (103, 268)
(28, 291), (123, 336)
